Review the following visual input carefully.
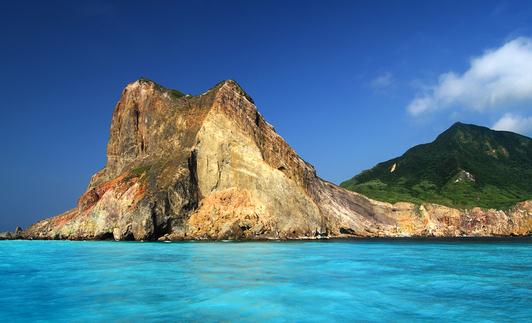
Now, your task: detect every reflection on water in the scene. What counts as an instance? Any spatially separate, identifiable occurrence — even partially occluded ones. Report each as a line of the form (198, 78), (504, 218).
(0, 239), (531, 322)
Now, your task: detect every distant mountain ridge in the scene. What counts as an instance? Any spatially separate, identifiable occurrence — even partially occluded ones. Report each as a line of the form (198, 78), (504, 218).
(341, 122), (532, 209)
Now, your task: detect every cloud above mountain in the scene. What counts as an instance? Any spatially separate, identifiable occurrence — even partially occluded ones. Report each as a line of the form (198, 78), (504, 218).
(407, 37), (532, 117)
(492, 114), (532, 134)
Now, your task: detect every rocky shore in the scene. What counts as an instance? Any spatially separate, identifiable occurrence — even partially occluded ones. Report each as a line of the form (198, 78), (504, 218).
(0, 227), (24, 240)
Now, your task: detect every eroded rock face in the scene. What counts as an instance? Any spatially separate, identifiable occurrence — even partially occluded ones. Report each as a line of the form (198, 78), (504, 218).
(25, 79), (532, 240)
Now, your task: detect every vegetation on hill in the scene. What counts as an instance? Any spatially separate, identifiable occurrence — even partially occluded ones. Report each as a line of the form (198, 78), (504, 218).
(340, 122), (532, 209)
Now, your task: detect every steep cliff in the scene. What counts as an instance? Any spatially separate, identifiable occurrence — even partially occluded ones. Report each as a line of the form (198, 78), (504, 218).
(25, 79), (532, 240)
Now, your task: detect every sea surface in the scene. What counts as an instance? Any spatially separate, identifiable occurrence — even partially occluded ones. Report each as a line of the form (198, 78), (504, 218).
(0, 239), (530, 322)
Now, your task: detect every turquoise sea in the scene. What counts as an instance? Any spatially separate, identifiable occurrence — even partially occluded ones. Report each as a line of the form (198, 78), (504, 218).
(0, 239), (530, 322)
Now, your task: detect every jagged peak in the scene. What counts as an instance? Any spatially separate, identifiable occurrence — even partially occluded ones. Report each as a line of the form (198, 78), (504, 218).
(124, 78), (254, 104)
(126, 77), (159, 89)
(202, 79), (254, 104)
(125, 77), (187, 98)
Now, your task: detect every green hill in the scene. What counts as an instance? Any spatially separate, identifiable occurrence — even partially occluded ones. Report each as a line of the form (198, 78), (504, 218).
(340, 122), (532, 209)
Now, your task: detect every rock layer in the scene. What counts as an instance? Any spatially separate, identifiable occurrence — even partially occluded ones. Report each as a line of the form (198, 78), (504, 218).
(25, 79), (532, 240)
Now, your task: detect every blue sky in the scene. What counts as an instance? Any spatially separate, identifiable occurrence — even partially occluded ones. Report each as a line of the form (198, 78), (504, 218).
(1, 0), (532, 230)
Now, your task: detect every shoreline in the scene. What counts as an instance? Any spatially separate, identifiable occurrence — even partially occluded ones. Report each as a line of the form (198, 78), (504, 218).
(2, 235), (530, 243)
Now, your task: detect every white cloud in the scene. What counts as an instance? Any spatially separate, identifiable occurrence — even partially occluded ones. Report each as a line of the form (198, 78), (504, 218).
(407, 37), (532, 116)
(492, 114), (532, 135)
(370, 72), (393, 90)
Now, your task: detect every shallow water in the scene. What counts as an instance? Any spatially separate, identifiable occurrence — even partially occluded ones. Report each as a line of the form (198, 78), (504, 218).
(0, 239), (530, 322)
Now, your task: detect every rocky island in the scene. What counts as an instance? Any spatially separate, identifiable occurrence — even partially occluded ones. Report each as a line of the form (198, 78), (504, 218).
(22, 79), (531, 240)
